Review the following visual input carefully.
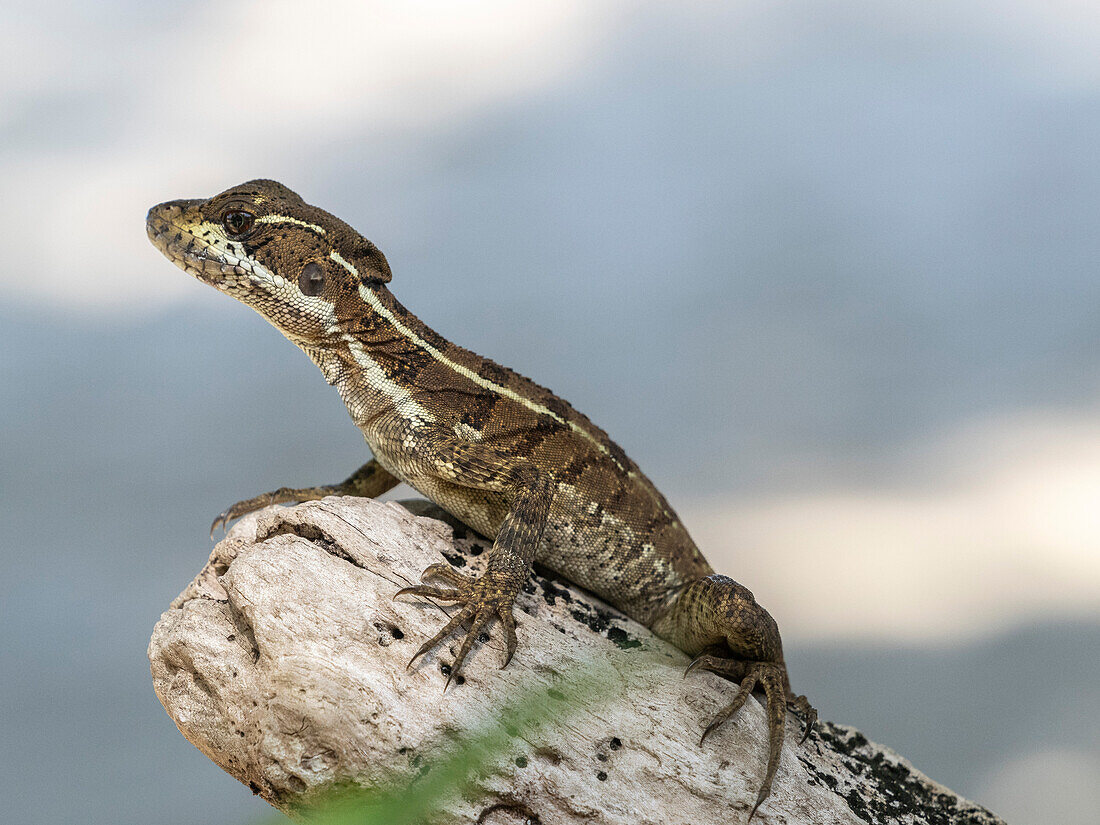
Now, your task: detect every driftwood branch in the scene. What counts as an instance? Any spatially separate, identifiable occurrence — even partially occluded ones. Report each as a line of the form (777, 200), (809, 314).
(148, 496), (1003, 824)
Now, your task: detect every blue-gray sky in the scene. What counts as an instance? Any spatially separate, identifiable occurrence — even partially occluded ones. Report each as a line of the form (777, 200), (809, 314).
(2, 2), (1098, 823)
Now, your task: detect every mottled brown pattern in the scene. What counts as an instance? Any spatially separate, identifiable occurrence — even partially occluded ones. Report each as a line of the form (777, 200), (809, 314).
(147, 180), (816, 817)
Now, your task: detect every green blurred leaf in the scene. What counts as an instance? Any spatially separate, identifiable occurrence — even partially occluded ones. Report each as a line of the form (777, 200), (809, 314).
(257, 663), (612, 825)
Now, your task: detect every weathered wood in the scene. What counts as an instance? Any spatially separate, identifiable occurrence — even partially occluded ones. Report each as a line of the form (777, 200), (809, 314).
(148, 497), (1003, 824)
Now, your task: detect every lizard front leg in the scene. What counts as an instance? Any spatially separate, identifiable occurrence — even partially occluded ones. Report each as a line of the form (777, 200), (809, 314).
(393, 428), (553, 686)
(654, 575), (816, 820)
(210, 458), (400, 537)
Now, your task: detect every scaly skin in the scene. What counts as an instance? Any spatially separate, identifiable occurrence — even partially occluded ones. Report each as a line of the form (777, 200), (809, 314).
(147, 180), (816, 818)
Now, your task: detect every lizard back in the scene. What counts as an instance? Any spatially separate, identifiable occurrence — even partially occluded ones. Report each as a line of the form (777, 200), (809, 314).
(331, 285), (716, 625)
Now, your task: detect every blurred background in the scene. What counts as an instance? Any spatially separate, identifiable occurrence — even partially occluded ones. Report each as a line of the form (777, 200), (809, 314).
(2, 2), (1098, 823)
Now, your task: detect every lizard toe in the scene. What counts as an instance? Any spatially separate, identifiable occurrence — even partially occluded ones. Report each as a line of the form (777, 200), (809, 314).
(393, 583), (463, 603)
(208, 486), (309, 538)
(394, 561), (475, 604)
(209, 510), (230, 540)
(498, 607), (518, 668)
(749, 665), (787, 822)
(700, 671), (758, 745)
(788, 692), (818, 743)
(685, 650), (748, 680)
(447, 608), (497, 688)
(407, 606), (473, 670)
(418, 562), (474, 591)
(686, 656), (798, 821)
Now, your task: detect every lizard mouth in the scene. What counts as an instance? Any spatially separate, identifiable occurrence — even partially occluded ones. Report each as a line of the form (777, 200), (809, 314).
(146, 201), (254, 291)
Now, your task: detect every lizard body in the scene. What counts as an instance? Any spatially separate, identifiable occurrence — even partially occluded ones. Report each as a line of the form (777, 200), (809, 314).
(147, 180), (815, 818)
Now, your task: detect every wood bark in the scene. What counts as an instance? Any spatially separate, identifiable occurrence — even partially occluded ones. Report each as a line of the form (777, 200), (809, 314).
(148, 496), (1004, 824)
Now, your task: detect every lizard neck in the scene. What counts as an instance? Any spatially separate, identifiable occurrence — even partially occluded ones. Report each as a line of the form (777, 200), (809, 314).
(300, 285), (444, 434)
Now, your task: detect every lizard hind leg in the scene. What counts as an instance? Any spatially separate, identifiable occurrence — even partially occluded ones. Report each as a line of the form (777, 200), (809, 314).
(663, 575), (817, 820)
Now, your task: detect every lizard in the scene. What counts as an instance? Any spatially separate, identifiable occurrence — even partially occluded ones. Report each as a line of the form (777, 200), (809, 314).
(146, 179), (816, 819)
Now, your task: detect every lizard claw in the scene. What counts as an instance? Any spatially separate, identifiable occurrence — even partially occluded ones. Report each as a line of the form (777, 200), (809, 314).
(393, 583), (463, 603)
(499, 608), (518, 668)
(788, 692), (818, 743)
(209, 509), (231, 541)
(685, 652), (740, 679)
(208, 496), (268, 539)
(801, 711), (817, 744)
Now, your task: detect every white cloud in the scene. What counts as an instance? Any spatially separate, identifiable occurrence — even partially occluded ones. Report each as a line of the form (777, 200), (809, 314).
(5, 1), (1100, 311)
(970, 0), (1100, 91)
(683, 410), (1100, 644)
(0, 0), (617, 309)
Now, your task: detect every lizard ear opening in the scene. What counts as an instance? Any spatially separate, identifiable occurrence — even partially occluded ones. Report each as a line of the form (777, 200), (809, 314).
(299, 261), (326, 296)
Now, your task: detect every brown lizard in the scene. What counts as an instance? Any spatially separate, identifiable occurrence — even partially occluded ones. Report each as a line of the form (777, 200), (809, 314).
(147, 180), (816, 818)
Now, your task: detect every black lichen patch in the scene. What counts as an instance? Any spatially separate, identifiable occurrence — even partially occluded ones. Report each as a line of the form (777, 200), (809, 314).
(606, 626), (641, 650)
(570, 606), (610, 634)
(804, 722), (1004, 825)
(531, 568), (644, 651)
(440, 548), (468, 568)
(538, 577), (575, 608)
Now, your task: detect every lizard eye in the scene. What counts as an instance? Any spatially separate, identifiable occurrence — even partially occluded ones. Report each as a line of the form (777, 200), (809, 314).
(221, 209), (254, 237)
(299, 262), (325, 296)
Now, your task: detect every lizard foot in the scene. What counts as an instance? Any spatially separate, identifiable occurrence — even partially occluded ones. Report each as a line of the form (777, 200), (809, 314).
(210, 487), (309, 539)
(208, 460), (399, 538)
(686, 654), (815, 820)
(395, 563), (519, 688)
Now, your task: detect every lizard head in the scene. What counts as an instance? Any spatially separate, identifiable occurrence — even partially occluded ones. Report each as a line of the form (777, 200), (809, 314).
(146, 179), (391, 346)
